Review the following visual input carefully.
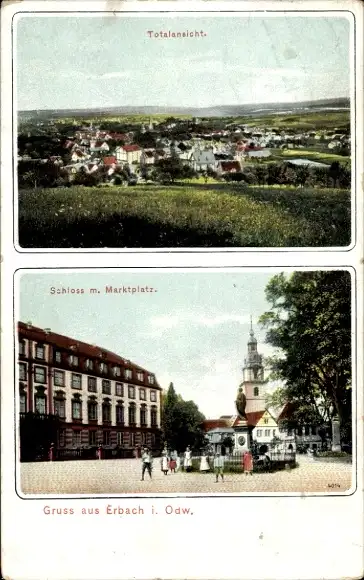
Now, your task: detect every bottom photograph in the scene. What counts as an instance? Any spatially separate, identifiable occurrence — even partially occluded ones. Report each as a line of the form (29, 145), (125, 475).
(15, 268), (354, 495)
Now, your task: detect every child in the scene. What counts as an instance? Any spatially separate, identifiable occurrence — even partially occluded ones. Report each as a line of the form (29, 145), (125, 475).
(213, 451), (224, 483)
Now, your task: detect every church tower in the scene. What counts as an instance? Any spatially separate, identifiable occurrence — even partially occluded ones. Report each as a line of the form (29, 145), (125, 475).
(241, 319), (267, 413)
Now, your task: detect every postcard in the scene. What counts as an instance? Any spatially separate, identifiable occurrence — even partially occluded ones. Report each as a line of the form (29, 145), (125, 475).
(1, 1), (363, 580)
(4, 3), (360, 251)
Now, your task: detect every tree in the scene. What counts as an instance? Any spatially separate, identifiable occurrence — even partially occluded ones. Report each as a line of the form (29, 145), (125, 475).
(161, 383), (206, 452)
(154, 157), (186, 183)
(260, 271), (352, 442)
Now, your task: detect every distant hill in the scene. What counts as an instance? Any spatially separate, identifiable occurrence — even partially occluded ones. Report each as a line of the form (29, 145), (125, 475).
(19, 97), (350, 121)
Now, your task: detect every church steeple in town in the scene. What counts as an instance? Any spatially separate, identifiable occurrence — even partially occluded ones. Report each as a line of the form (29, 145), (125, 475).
(239, 319), (267, 414)
(243, 319), (264, 382)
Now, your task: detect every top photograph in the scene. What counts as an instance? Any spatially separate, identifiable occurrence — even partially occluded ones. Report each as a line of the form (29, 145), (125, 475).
(14, 12), (355, 250)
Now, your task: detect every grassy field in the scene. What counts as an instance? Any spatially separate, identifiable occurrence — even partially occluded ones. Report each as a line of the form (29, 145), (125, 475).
(271, 148), (351, 166)
(227, 111), (350, 131)
(18, 183), (351, 248)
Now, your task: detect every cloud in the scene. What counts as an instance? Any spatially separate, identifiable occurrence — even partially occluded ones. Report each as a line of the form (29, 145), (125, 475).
(100, 71), (132, 79)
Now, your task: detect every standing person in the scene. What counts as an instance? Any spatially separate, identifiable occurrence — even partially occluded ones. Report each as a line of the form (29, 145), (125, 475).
(213, 451), (225, 483)
(141, 447), (153, 481)
(184, 446), (192, 472)
(176, 452), (181, 472)
(169, 450), (177, 473)
(161, 451), (169, 475)
(243, 449), (253, 476)
(199, 451), (210, 473)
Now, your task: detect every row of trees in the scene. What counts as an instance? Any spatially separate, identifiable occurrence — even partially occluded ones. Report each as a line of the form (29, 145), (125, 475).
(223, 161), (351, 189)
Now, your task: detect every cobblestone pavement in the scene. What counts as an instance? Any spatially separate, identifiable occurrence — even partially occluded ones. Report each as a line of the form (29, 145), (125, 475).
(20, 455), (352, 495)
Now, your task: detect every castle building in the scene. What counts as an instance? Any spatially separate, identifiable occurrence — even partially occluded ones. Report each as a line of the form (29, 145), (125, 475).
(17, 322), (162, 455)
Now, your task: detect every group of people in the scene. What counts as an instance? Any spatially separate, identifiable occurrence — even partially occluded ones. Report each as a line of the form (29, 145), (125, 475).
(141, 445), (254, 482)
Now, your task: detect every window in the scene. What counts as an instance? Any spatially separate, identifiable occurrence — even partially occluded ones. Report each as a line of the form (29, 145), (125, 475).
(150, 390), (157, 402)
(140, 405), (147, 426)
(116, 405), (124, 424)
(264, 429), (271, 437)
(54, 370), (65, 387)
(148, 374), (155, 385)
(35, 395), (46, 414)
(103, 431), (110, 445)
(19, 363), (26, 381)
(297, 427), (303, 436)
(102, 403), (111, 422)
(59, 429), (66, 447)
(256, 429), (262, 437)
(88, 376), (97, 392)
(304, 426), (310, 436)
(69, 354), (79, 366)
(19, 340), (26, 356)
(115, 382), (123, 396)
(263, 418), (269, 424)
(54, 398), (66, 418)
(85, 359), (93, 371)
(311, 426), (317, 435)
(99, 362), (107, 374)
(102, 380), (111, 395)
(89, 430), (97, 446)
(72, 400), (82, 420)
(254, 387), (259, 397)
(117, 432), (123, 446)
(88, 402), (98, 421)
(34, 366), (46, 384)
(151, 406), (158, 427)
(20, 393), (27, 413)
(137, 371), (144, 382)
(54, 350), (62, 363)
(71, 373), (82, 389)
(139, 388), (146, 401)
(124, 368), (132, 380)
(128, 404), (136, 425)
(130, 432), (136, 447)
(35, 343), (45, 359)
(128, 386), (135, 399)
(113, 366), (121, 377)
(72, 430), (81, 446)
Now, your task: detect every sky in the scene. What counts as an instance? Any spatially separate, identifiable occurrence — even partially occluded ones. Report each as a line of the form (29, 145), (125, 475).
(18, 270), (288, 418)
(15, 15), (351, 111)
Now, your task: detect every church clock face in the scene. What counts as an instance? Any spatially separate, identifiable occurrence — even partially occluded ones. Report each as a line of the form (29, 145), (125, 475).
(238, 435), (246, 446)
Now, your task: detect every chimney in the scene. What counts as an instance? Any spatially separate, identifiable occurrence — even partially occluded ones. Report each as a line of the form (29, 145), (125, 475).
(26, 321), (33, 329)
(44, 328), (51, 334)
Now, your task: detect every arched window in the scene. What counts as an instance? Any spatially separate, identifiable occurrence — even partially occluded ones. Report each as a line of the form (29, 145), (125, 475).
(128, 403), (136, 425)
(254, 386), (259, 397)
(116, 403), (124, 424)
(54, 390), (66, 419)
(88, 396), (98, 421)
(150, 405), (158, 427)
(102, 399), (111, 423)
(140, 404), (147, 426)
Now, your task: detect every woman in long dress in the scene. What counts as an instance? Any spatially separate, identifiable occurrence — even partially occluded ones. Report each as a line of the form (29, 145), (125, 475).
(184, 446), (192, 472)
(199, 452), (210, 473)
(243, 450), (253, 475)
(161, 452), (169, 475)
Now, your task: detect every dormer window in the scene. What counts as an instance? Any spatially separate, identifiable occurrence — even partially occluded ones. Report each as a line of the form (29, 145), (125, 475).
(85, 359), (93, 371)
(148, 374), (155, 385)
(19, 339), (26, 356)
(69, 354), (79, 366)
(99, 362), (107, 374)
(124, 368), (132, 380)
(113, 366), (121, 377)
(137, 371), (144, 382)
